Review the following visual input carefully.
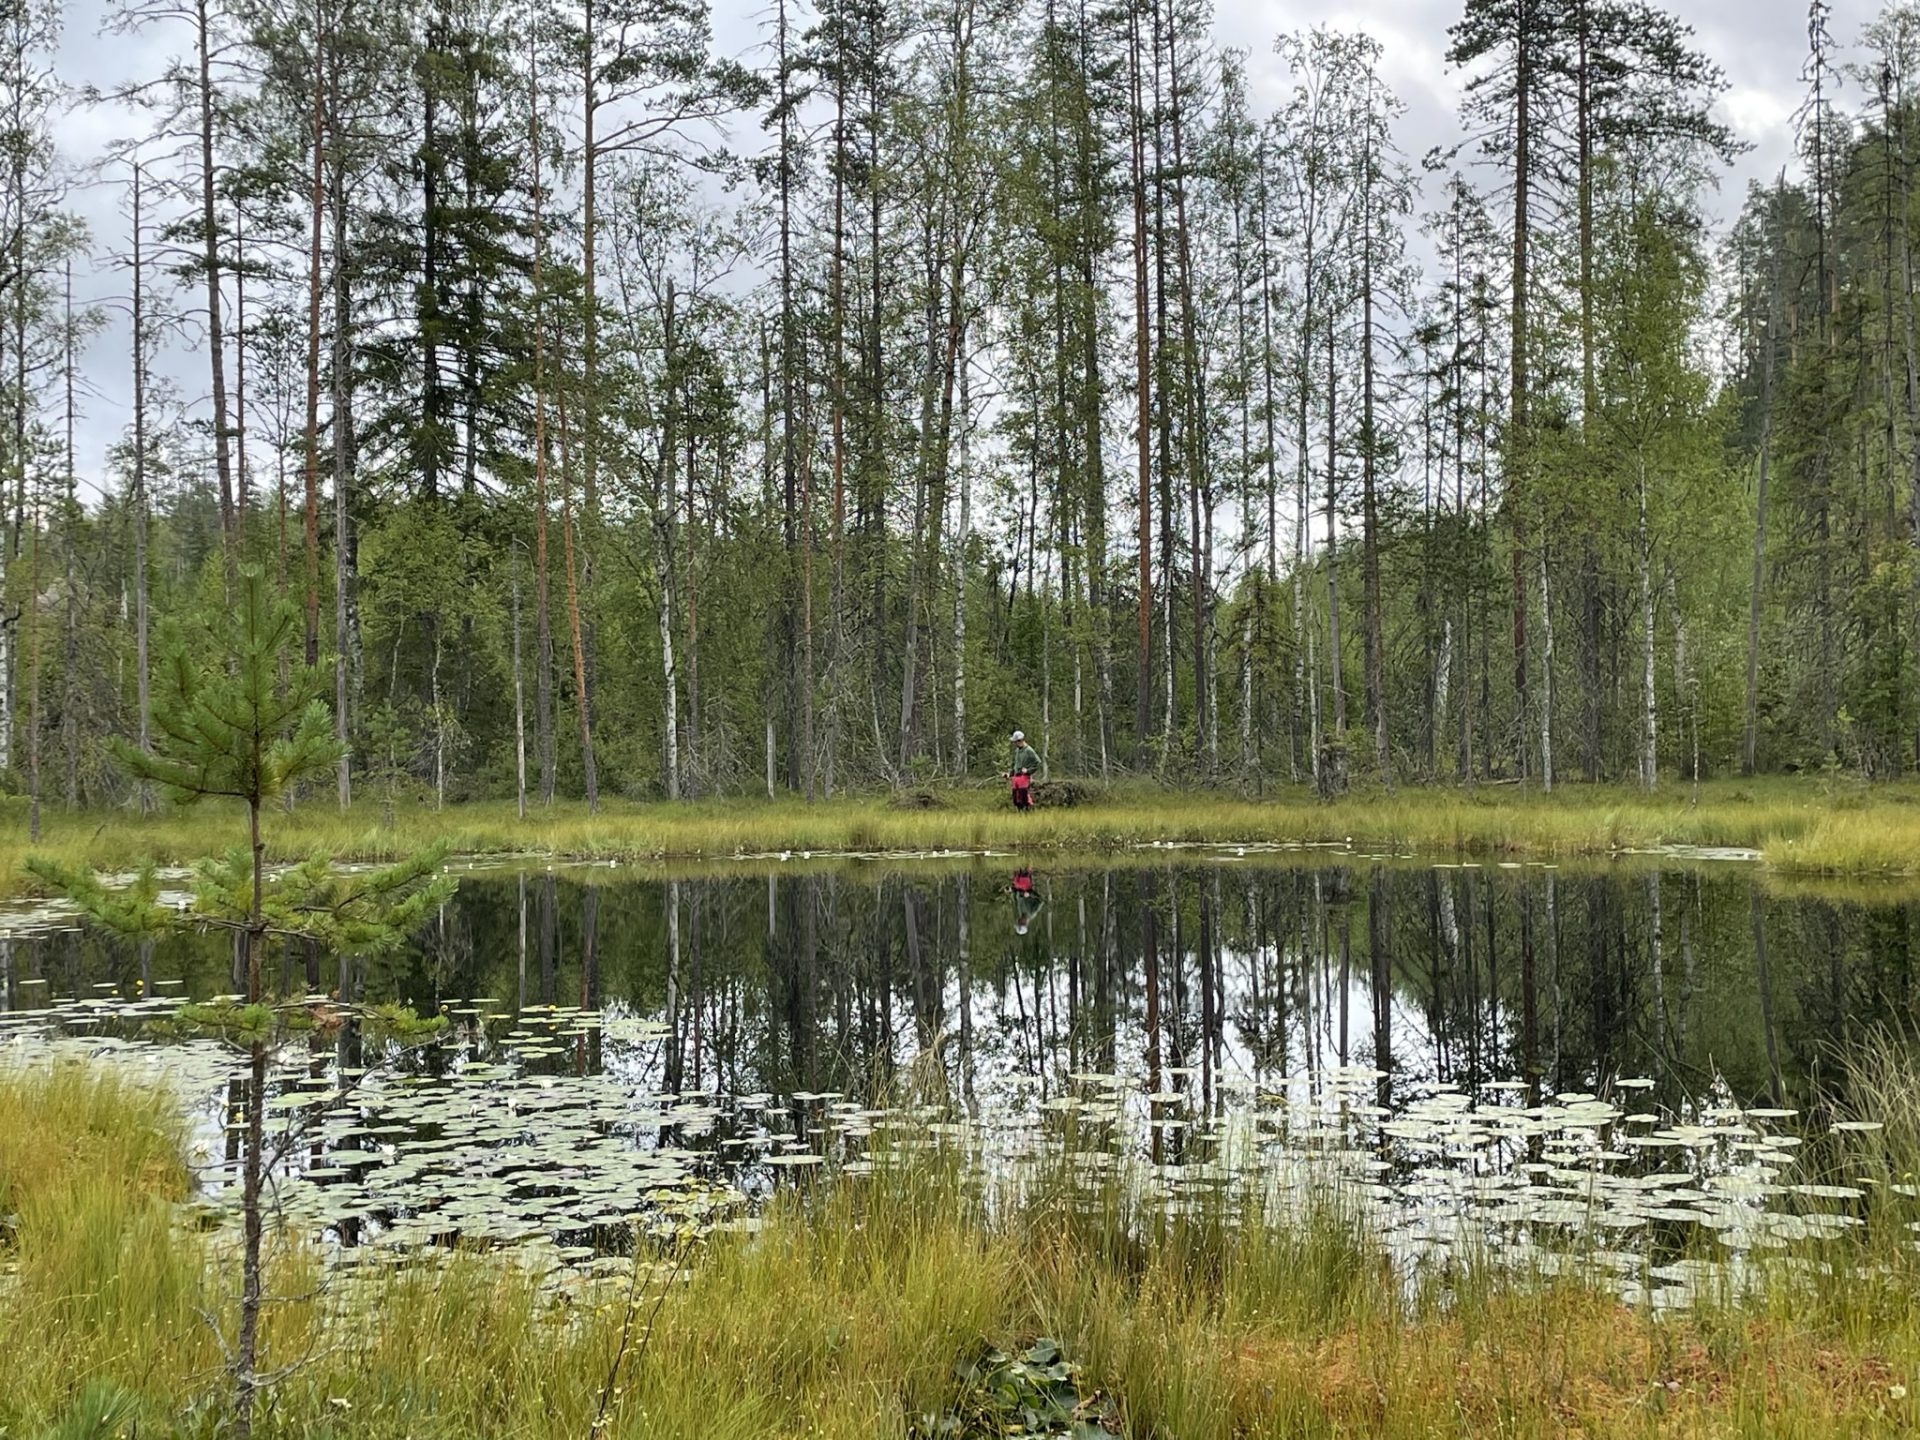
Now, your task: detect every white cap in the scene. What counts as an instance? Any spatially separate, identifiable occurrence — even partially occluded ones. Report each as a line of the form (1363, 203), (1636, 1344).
(1011, 730), (1025, 742)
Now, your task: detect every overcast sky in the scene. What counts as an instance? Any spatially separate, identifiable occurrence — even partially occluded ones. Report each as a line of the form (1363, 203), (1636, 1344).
(44, 0), (1883, 499)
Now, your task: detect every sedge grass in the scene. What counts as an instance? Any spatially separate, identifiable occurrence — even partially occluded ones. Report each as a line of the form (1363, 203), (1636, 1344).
(13, 775), (1920, 895)
(7, 1064), (1920, 1437)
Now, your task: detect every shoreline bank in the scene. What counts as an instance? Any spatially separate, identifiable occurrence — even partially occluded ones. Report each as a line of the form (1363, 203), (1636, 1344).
(6, 777), (1920, 894)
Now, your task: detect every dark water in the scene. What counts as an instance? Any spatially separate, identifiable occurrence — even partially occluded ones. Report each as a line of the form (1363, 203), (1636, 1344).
(3, 854), (1912, 1113)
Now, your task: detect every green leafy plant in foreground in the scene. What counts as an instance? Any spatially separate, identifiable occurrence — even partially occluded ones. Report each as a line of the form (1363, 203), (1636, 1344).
(24, 565), (454, 1440)
(913, 1338), (1118, 1438)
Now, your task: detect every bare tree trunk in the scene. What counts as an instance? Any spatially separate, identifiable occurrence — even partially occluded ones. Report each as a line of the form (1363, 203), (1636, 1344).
(952, 343), (970, 776)
(235, 205), (248, 525)
(1358, 75), (1389, 785)
(1637, 457), (1657, 790)
(61, 258), (77, 807)
(1743, 375), (1771, 776)
(231, 798), (267, 1440)
(196, 0), (235, 554)
(132, 165), (152, 813)
(25, 373), (39, 840)
(1295, 403), (1313, 790)
(653, 517), (678, 801)
(1325, 325), (1345, 739)
(431, 628), (445, 808)
(897, 226), (936, 774)
(776, 0), (800, 790)
(1238, 596), (1254, 780)
(1537, 545), (1555, 792)
(530, 39), (555, 806)
(683, 414), (701, 797)
(302, 29), (324, 667)
(511, 545), (526, 819)
(580, 0), (602, 770)
(659, 279), (682, 801)
(1666, 565), (1698, 792)
(1128, 0), (1152, 758)
(827, 39), (847, 797)
(1508, 0), (1534, 782)
(556, 395), (598, 811)
(1901, 132), (1920, 769)
(799, 348), (816, 800)
(1167, 16), (1210, 777)
(328, 72), (353, 810)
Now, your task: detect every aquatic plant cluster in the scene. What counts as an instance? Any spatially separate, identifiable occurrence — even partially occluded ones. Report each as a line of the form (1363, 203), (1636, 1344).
(3, 970), (1913, 1327)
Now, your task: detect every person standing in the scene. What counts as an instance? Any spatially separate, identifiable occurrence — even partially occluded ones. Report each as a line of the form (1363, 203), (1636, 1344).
(1008, 729), (1041, 809)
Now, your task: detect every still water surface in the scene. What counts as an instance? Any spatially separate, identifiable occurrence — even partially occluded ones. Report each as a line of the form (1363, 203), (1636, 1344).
(2, 851), (1915, 1305)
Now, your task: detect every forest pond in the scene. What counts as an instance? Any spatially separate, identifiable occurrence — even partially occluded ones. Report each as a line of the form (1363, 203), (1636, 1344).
(3, 851), (1917, 1309)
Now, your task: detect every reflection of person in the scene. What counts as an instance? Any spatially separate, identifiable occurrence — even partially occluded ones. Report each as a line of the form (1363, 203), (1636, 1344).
(1008, 730), (1041, 810)
(1012, 867), (1044, 935)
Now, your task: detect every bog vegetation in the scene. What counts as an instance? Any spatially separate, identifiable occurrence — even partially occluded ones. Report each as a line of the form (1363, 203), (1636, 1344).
(1, 0), (1919, 821)
(6, 1054), (1920, 1440)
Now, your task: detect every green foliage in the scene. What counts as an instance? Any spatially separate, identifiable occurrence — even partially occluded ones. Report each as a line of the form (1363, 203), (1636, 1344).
(914, 1339), (1116, 1439)
(172, 1001), (277, 1043)
(42, 1381), (152, 1440)
(21, 857), (172, 939)
(183, 846), (457, 953)
(119, 566), (343, 810)
(165, 998), (448, 1047)
(25, 563), (453, 1008)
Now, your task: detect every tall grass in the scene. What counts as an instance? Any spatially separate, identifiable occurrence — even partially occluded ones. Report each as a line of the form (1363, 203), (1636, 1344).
(0, 1064), (219, 1425)
(6, 1064), (1920, 1437)
(17, 775), (1920, 895)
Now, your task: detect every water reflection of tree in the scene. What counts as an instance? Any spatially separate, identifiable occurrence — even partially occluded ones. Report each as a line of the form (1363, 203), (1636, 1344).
(21, 863), (1920, 1111)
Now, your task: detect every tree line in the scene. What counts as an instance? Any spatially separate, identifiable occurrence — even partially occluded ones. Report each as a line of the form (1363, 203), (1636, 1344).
(0, 0), (1912, 820)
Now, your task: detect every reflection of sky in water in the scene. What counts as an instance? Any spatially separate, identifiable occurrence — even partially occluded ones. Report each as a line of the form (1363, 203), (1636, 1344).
(1, 856), (1914, 1310)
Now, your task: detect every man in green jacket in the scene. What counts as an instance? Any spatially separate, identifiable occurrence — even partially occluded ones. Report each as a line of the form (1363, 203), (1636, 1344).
(1009, 730), (1041, 809)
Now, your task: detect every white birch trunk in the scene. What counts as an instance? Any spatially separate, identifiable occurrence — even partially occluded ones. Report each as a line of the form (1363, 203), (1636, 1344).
(1434, 618), (1452, 780)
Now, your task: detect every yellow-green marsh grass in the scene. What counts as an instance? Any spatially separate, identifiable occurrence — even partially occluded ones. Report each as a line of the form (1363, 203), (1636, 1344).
(16, 775), (1920, 895)
(8, 1064), (1920, 1437)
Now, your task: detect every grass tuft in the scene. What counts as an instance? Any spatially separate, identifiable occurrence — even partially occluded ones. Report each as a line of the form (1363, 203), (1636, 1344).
(7, 1063), (1920, 1437)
